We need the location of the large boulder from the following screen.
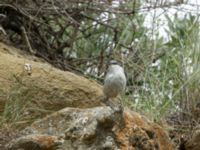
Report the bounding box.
[6,107,174,150]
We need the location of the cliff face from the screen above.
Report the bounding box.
[0,42,174,150]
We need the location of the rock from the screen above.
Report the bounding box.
[0,42,103,118]
[184,129,200,150]
[116,111,173,150]
[6,134,64,150]
[7,107,174,150]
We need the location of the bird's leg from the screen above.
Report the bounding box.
[104,98,123,113]
[100,96,123,113]
[118,97,124,113]
[100,95,116,109]
[106,99,115,109]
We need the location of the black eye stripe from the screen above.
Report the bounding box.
[109,60,123,66]
[110,62,118,65]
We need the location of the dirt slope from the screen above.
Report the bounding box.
[0,42,103,125]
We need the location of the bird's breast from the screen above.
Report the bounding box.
[103,73,126,98]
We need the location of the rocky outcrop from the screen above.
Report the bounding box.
[6,107,173,150]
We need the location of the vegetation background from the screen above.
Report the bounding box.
[0,0,200,148]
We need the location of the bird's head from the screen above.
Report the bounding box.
[109,60,123,67]
[106,59,124,74]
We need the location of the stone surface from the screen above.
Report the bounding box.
[7,107,174,150]
[6,134,63,150]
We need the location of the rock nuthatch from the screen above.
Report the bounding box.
[103,60,126,100]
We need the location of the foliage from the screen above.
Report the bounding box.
[127,12,200,121]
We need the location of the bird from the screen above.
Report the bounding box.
[103,60,126,101]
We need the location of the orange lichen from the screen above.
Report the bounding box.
[153,125,173,150]
[35,135,57,148]
[115,111,174,150]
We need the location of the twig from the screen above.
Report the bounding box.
[21,26,36,54]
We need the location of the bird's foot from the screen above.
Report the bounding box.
[106,99,123,113]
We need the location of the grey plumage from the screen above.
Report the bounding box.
[103,61,126,99]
